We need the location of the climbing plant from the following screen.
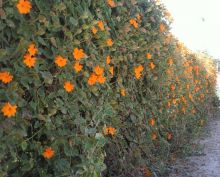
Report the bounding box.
[0,0,217,176]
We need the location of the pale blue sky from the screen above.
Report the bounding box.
[162,0,220,59]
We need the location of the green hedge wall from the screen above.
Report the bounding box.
[0,0,217,176]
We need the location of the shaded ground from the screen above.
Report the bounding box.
[168,118,220,177]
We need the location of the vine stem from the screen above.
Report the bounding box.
[24,127,44,142]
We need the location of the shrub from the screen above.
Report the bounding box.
[0,0,217,176]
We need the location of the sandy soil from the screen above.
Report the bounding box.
[169,119,220,177]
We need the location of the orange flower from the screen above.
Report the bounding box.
[146,53,152,59]
[106,55,111,64]
[195,87,200,92]
[148,118,155,126]
[91,26,98,34]
[0,71,13,84]
[43,147,55,159]
[136,65,144,72]
[167,101,171,108]
[107,127,116,135]
[89,67,106,85]
[181,96,186,104]
[194,80,199,84]
[130,18,138,28]
[98,21,105,31]
[109,66,114,76]
[205,74,209,79]
[136,14,141,21]
[191,108,196,114]
[73,48,86,60]
[97,75,106,84]
[167,133,172,140]
[135,72,142,79]
[165,11,173,22]
[176,76,180,82]
[151,132,157,140]
[23,53,36,68]
[1,102,17,118]
[164,11,172,18]
[54,55,67,67]
[107,0,116,7]
[142,167,152,177]
[159,23,166,32]
[106,38,113,46]
[88,73,98,85]
[64,81,74,93]
[170,84,175,91]
[186,84,190,90]
[200,94,205,99]
[28,43,38,56]
[16,0,32,14]
[194,65,199,75]
[134,65,144,79]
[149,62,156,70]
[172,99,177,105]
[188,66,193,73]
[94,66,104,76]
[167,58,173,66]
[73,62,83,73]
[103,126,116,136]
[166,69,172,75]
[189,93,193,101]
[120,88,126,96]
[183,61,189,67]
[181,107,186,114]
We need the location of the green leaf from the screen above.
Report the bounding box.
[41,72,53,85]
[21,141,28,151]
[37,37,47,46]
[69,17,78,27]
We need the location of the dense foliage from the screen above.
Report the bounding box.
[0,0,217,176]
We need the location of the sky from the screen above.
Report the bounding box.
[161,0,220,60]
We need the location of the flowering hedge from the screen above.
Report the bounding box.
[0,0,217,176]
